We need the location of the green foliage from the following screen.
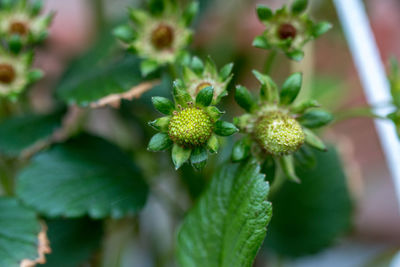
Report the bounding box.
[265,147,353,257]
[0,110,63,157]
[0,197,43,267]
[177,160,272,267]
[16,134,149,219]
[43,218,102,267]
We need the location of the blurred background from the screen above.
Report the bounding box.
[30,0,400,266]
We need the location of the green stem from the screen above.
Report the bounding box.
[92,0,106,30]
[333,106,387,123]
[263,50,277,75]
[268,164,285,199]
[168,63,178,80]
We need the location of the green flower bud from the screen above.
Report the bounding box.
[168,107,213,148]
[255,111,305,155]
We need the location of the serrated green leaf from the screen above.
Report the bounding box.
[280,72,302,105]
[265,147,353,257]
[177,160,272,267]
[43,218,102,267]
[0,197,45,267]
[16,134,149,219]
[0,110,63,157]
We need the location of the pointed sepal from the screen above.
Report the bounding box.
[172,144,191,170]
[148,133,173,151]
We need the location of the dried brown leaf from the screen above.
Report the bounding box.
[20,223,51,267]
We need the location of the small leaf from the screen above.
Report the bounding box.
[231,138,251,162]
[182,1,199,26]
[148,116,171,132]
[291,0,308,14]
[214,121,239,136]
[252,70,279,103]
[172,144,191,170]
[152,96,175,115]
[0,197,50,267]
[280,72,303,105]
[16,134,149,219]
[219,62,234,80]
[27,69,44,83]
[9,34,22,54]
[191,56,204,74]
[298,110,334,128]
[235,85,257,112]
[43,218,102,267]
[304,128,327,151]
[312,21,332,38]
[177,160,272,267]
[148,133,172,151]
[190,147,208,170]
[256,5,273,22]
[279,155,300,183]
[252,35,271,49]
[196,86,214,107]
[207,134,219,153]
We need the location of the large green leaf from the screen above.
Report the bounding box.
[177,160,272,267]
[0,197,45,267]
[0,111,63,157]
[56,30,156,107]
[43,218,102,267]
[265,146,353,257]
[16,134,148,219]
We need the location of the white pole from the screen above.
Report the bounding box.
[333,0,400,212]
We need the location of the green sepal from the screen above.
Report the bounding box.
[190,146,208,170]
[233,114,252,131]
[291,0,308,14]
[280,72,303,105]
[294,145,316,169]
[214,121,239,136]
[252,70,279,103]
[205,106,225,121]
[30,0,43,16]
[173,79,193,106]
[148,133,172,151]
[152,96,175,115]
[219,62,234,80]
[113,24,136,43]
[148,116,171,132]
[298,110,334,128]
[252,35,271,49]
[286,49,304,62]
[290,99,320,114]
[235,85,257,112]
[9,35,22,54]
[128,8,149,24]
[182,1,199,26]
[182,66,197,82]
[172,144,191,170]
[204,56,218,77]
[148,0,165,15]
[196,86,214,107]
[279,155,300,183]
[232,138,251,162]
[27,69,44,83]
[207,134,219,153]
[191,56,204,74]
[312,21,332,38]
[304,128,327,151]
[256,5,273,22]
[140,59,159,77]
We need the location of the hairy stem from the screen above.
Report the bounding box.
[263,50,277,75]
